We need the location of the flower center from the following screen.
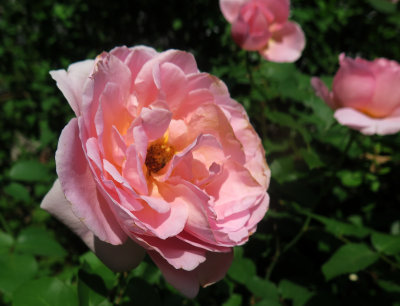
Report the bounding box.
[145,143,175,174]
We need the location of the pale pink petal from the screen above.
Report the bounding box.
[334,108,400,135]
[140,103,173,142]
[205,160,265,219]
[122,146,148,195]
[149,251,200,298]
[148,250,233,298]
[219,0,248,23]
[109,46,133,62]
[41,180,145,272]
[260,21,305,63]
[81,54,132,136]
[159,62,189,111]
[156,49,199,75]
[140,195,170,214]
[311,77,337,109]
[110,126,127,167]
[245,193,269,229]
[50,60,94,116]
[163,180,218,247]
[197,251,233,287]
[56,118,126,244]
[94,82,132,160]
[41,179,96,250]
[217,99,269,188]
[156,133,222,182]
[124,46,158,81]
[177,231,230,252]
[259,0,290,24]
[232,9,271,50]
[133,189,188,239]
[186,103,246,164]
[135,50,198,108]
[370,59,400,117]
[138,236,206,271]
[333,54,376,110]
[174,88,214,119]
[93,236,145,272]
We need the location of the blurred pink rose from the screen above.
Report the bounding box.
[41,46,270,297]
[219,0,305,62]
[311,53,400,135]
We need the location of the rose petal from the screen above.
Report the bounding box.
[41,180,145,272]
[334,107,400,135]
[50,59,94,116]
[148,250,233,298]
[219,0,248,23]
[260,21,305,62]
[56,118,126,244]
[139,236,206,271]
[332,54,376,111]
[311,77,337,109]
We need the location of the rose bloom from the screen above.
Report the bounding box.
[219,0,305,62]
[311,53,400,135]
[41,46,270,297]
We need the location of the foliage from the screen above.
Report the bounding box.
[1,0,400,305]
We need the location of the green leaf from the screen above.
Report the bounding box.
[0,231,14,253]
[222,294,242,306]
[279,280,314,306]
[270,156,301,184]
[377,279,400,293]
[3,183,30,203]
[300,148,324,169]
[322,243,379,280]
[131,260,162,285]
[0,253,38,294]
[337,170,363,188]
[125,277,161,306]
[304,212,371,238]
[228,257,256,284]
[366,0,397,13]
[9,160,50,183]
[80,252,116,289]
[371,233,400,255]
[15,227,66,257]
[13,277,77,306]
[246,276,279,302]
[254,299,281,306]
[78,269,111,306]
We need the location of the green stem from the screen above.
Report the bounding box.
[245,52,268,139]
[379,253,400,270]
[0,212,11,234]
[266,215,311,279]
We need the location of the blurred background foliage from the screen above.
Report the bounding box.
[1,0,400,305]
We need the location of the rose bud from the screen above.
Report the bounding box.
[312,53,400,135]
[219,0,305,62]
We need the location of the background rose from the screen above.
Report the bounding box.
[312,53,400,135]
[41,46,270,297]
[219,0,305,62]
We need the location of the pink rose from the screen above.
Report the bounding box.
[219,0,305,62]
[311,53,400,135]
[41,46,270,297]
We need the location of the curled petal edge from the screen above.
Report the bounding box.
[41,180,146,272]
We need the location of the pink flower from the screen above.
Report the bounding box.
[219,0,305,62]
[41,46,270,297]
[311,53,400,135]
